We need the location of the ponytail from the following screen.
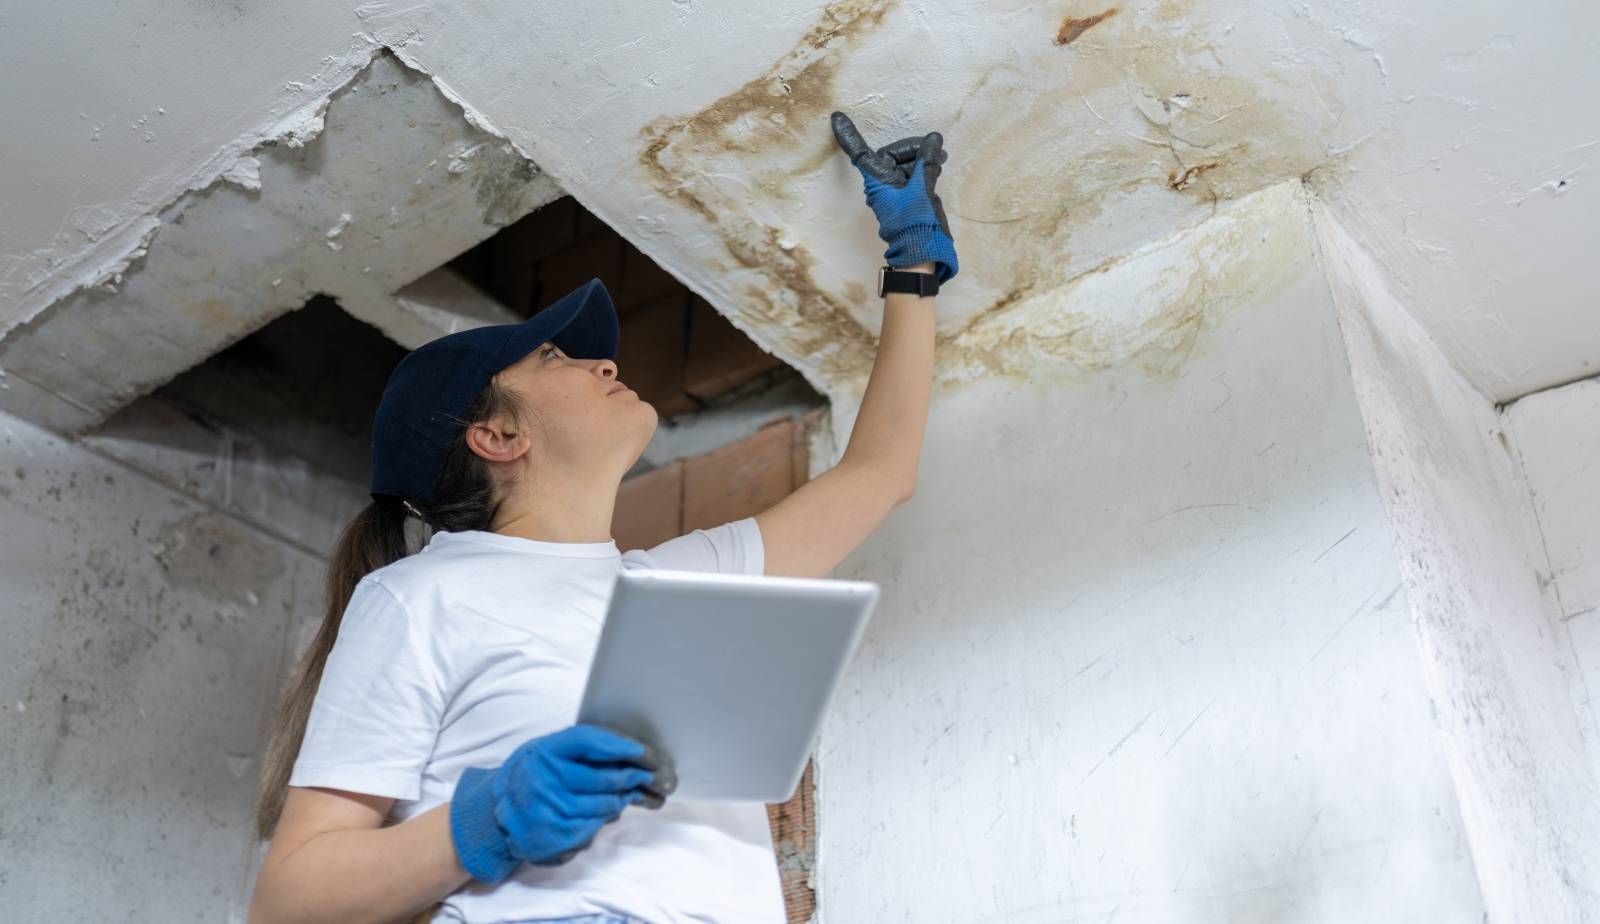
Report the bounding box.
[253,376,530,839]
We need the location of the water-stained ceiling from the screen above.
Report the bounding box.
[2,0,1595,408]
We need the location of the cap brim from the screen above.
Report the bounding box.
[495,277,619,368]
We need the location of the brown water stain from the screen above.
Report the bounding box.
[931,184,1314,387]
[639,0,899,390]
[639,0,1338,392]
[1169,161,1221,191]
[1055,8,1119,46]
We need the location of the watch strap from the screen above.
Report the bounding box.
[878,267,941,298]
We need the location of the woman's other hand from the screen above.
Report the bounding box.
[448,724,675,883]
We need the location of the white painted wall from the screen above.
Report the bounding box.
[0,404,361,919]
[1315,205,1600,920]
[1506,378,1600,783]
[815,184,1484,921]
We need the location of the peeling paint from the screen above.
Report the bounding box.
[1054,7,1119,46]
[219,156,262,192]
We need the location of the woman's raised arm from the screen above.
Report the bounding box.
[757,113,956,578]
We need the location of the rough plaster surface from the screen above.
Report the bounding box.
[0,410,331,919]
[0,52,560,435]
[1506,378,1600,784]
[1309,4,1600,400]
[1315,204,1600,920]
[815,185,1483,921]
[6,0,1592,407]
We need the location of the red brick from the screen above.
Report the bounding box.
[616,292,696,418]
[766,759,817,922]
[681,420,795,532]
[619,243,686,315]
[684,296,782,402]
[612,461,682,552]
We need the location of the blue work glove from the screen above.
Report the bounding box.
[831,110,959,284]
[449,724,675,884]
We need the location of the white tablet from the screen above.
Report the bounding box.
[577,568,878,802]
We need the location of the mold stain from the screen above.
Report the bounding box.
[1055,8,1119,46]
[932,183,1315,388]
[946,0,1337,339]
[638,0,1344,393]
[1169,161,1221,191]
[474,143,544,227]
[639,0,899,391]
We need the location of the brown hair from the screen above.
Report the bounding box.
[253,376,531,839]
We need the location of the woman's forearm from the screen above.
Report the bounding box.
[838,261,937,495]
[250,801,469,924]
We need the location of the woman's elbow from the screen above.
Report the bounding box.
[892,471,918,506]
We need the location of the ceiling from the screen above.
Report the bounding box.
[1,0,1594,408]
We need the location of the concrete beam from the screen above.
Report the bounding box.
[0,52,561,436]
[341,266,524,352]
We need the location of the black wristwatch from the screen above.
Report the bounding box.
[877,266,940,298]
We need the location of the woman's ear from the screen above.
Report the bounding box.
[464,417,530,463]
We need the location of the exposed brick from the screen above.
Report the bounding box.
[612,461,683,552]
[616,292,696,418]
[536,233,625,311]
[684,296,782,402]
[619,242,687,315]
[681,419,795,532]
[766,759,817,924]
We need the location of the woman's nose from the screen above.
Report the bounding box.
[591,358,618,379]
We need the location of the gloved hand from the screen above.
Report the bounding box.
[449,724,675,884]
[831,110,959,283]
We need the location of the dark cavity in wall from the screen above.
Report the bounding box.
[449,195,820,421]
[152,296,406,485]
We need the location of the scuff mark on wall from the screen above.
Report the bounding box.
[151,510,287,607]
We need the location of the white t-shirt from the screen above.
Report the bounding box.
[287,518,785,924]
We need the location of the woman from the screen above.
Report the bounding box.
[248,111,958,924]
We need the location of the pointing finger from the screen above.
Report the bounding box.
[830,111,873,162]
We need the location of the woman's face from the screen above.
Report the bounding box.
[491,340,658,475]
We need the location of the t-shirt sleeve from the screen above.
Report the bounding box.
[287,576,446,802]
[621,516,766,577]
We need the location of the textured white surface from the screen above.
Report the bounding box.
[4,1,1594,402]
[0,53,561,434]
[1507,378,1600,783]
[815,187,1483,921]
[0,409,344,919]
[1312,4,1600,400]
[1316,204,1600,921]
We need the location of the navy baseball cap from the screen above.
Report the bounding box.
[369,278,620,504]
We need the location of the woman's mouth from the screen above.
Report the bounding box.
[607,382,629,396]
